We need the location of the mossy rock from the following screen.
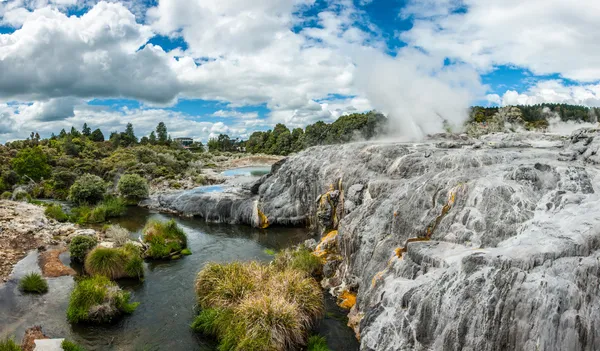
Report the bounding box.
[67,275,139,324]
[85,244,144,280]
[142,219,187,259]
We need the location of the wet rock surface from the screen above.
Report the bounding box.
[0,201,88,282]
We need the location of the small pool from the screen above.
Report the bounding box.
[221,166,271,177]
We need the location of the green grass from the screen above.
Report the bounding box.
[19,272,48,294]
[69,197,127,224]
[0,191,11,200]
[67,275,139,324]
[44,204,69,222]
[263,248,275,256]
[193,261,324,350]
[273,247,323,278]
[85,244,144,280]
[143,219,187,259]
[0,337,21,351]
[307,335,331,351]
[69,235,98,263]
[61,340,86,351]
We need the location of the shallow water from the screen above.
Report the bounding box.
[221,166,271,177]
[0,207,359,351]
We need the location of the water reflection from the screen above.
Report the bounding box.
[0,207,358,351]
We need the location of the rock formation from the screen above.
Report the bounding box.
[151,129,600,350]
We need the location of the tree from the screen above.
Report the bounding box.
[291,128,306,153]
[304,121,330,147]
[70,126,81,138]
[156,122,168,144]
[59,129,67,138]
[69,174,106,205]
[82,123,91,136]
[11,147,51,182]
[90,129,105,142]
[149,131,157,144]
[140,136,149,145]
[118,174,149,202]
[121,123,138,147]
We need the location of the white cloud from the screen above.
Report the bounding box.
[401,0,600,82]
[494,80,600,107]
[212,110,259,119]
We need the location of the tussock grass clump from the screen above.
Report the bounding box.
[193,260,324,350]
[143,219,187,259]
[69,235,98,263]
[67,275,139,324]
[307,335,331,351]
[44,204,69,222]
[105,225,130,247]
[61,340,86,351]
[0,337,21,351]
[273,247,323,278]
[19,272,48,294]
[85,244,144,280]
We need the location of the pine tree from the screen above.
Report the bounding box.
[82,123,91,136]
[156,122,168,144]
[149,131,157,144]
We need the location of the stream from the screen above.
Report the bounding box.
[0,206,359,350]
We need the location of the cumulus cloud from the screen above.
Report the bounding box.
[0,2,181,104]
[490,80,600,107]
[400,0,600,82]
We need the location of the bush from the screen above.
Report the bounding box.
[1,191,11,200]
[105,225,130,247]
[61,340,85,351]
[143,219,187,259]
[193,261,323,350]
[44,204,69,222]
[19,272,48,294]
[118,174,149,202]
[69,235,98,263]
[11,146,51,181]
[12,189,31,202]
[85,244,144,280]
[273,247,323,278]
[0,337,21,351]
[307,335,331,351]
[69,174,106,205]
[70,197,126,224]
[67,275,139,324]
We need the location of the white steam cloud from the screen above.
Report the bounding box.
[352,47,485,140]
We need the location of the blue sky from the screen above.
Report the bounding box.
[0,0,599,141]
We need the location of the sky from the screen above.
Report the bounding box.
[1,0,600,142]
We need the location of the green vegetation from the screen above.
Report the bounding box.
[85,244,144,280]
[117,174,149,202]
[307,335,331,351]
[105,225,130,247]
[0,337,20,351]
[44,203,69,222]
[245,111,387,155]
[69,174,106,205]
[68,197,127,224]
[181,248,192,256]
[192,260,323,350]
[67,275,139,324]
[143,219,188,259]
[18,272,48,294]
[69,235,98,263]
[273,247,323,278]
[11,146,51,181]
[61,340,86,351]
[1,191,11,200]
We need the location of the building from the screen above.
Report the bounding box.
[174,137,193,147]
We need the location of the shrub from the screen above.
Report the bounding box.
[143,219,187,259]
[69,174,106,205]
[44,204,69,222]
[273,247,323,278]
[67,275,139,324]
[11,146,51,181]
[118,174,149,202]
[69,235,98,263]
[193,261,324,350]
[1,191,11,200]
[70,197,126,224]
[0,337,21,351]
[19,272,48,294]
[61,340,85,351]
[307,335,331,351]
[105,225,130,247]
[12,189,31,202]
[85,244,144,280]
